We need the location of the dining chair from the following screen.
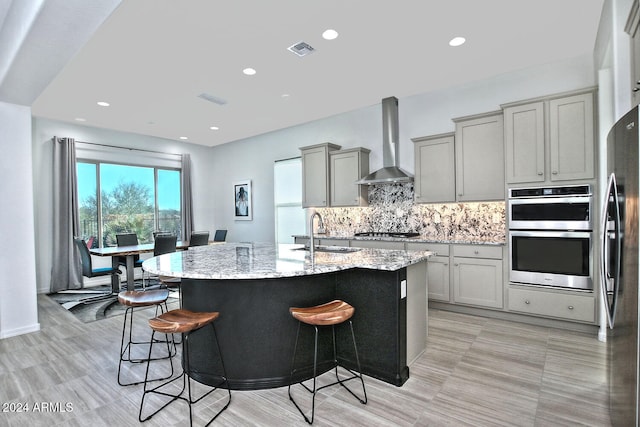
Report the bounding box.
[116,233,144,282]
[154,234,177,256]
[189,231,209,247]
[144,234,178,289]
[73,238,120,301]
[213,229,227,242]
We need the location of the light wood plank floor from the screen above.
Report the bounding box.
[0,295,610,426]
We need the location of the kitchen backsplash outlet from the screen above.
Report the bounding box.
[317,183,505,243]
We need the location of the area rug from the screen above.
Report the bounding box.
[48,282,179,323]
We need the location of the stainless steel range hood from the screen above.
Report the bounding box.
[356,96,413,185]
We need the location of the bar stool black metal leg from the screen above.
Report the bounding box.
[139,322,231,426]
[117,303,175,386]
[289,320,367,425]
[288,323,320,425]
[339,321,367,404]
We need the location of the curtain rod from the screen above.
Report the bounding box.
[75,140,183,158]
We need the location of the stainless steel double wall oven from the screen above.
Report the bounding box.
[508,185,593,291]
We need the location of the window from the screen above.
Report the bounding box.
[274,157,305,244]
[76,161,181,247]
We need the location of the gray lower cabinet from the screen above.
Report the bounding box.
[350,240,405,250]
[508,286,595,323]
[452,245,503,309]
[406,242,450,302]
[318,238,349,247]
[294,237,309,245]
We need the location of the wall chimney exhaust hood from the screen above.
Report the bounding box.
[356,96,413,185]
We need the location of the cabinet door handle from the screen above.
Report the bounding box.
[454,263,459,267]
[524,299,530,304]
[474,250,479,255]
[537,172,543,176]
[552,171,558,175]
[444,263,448,266]
[568,305,574,310]
[634,87,640,92]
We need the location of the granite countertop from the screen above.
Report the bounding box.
[142,242,432,280]
[293,234,506,246]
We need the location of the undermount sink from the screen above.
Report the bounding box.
[292,245,362,254]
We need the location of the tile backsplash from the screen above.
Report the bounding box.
[317,183,505,243]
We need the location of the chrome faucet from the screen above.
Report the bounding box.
[309,211,325,258]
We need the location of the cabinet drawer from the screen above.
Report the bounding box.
[406,242,450,256]
[508,287,595,323]
[452,244,502,259]
[319,239,349,247]
[350,240,405,250]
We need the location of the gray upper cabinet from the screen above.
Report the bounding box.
[626,0,640,106]
[503,102,545,183]
[330,147,370,207]
[453,111,505,201]
[503,89,595,185]
[300,143,341,208]
[412,133,455,203]
[549,92,595,181]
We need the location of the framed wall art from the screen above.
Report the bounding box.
[234,180,252,220]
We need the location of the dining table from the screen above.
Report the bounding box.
[89,241,189,292]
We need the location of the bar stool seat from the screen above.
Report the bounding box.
[139,309,231,426]
[288,299,367,425]
[118,289,170,307]
[290,300,355,326]
[117,289,175,386]
[148,309,219,333]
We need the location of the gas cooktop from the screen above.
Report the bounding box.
[353,232,420,238]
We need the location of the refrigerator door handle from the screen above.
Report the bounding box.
[600,172,621,328]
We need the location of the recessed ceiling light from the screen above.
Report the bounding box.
[97,101,110,107]
[322,29,339,40]
[281,94,290,98]
[209,126,219,130]
[449,36,466,47]
[179,136,188,140]
[243,68,256,76]
[75,117,86,122]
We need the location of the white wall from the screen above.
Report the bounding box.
[209,54,597,243]
[31,118,215,294]
[0,101,39,338]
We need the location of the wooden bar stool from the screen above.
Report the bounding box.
[139,309,231,426]
[117,289,176,386]
[288,299,367,424]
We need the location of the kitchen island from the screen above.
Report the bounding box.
[142,242,431,390]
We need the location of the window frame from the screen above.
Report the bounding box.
[76,158,182,247]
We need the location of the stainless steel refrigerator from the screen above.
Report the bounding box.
[603,105,640,426]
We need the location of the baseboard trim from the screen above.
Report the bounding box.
[0,323,41,339]
[429,302,599,335]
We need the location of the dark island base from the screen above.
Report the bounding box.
[179,267,408,390]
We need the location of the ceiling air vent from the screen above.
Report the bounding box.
[198,93,227,106]
[287,41,315,57]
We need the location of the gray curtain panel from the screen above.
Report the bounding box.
[50,136,83,292]
[181,153,194,241]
